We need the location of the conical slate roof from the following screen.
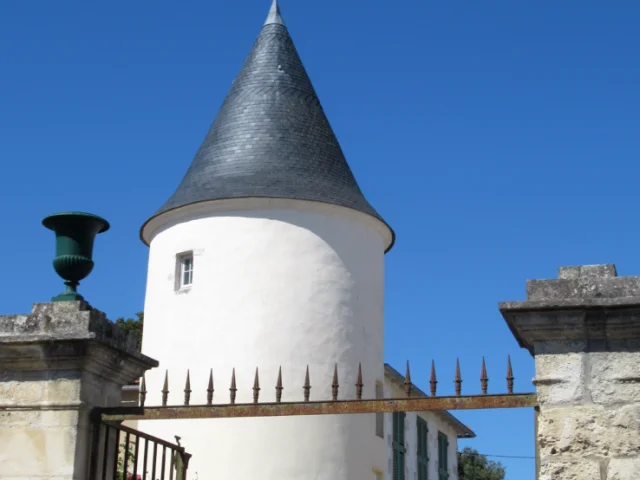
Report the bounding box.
[149,1,393,249]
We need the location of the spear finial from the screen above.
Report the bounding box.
[404,361,413,398]
[481,357,489,395]
[276,366,283,403]
[454,358,462,397]
[207,369,214,405]
[303,366,311,402]
[332,364,339,401]
[162,370,169,406]
[140,375,147,407]
[253,368,261,404]
[184,370,192,406]
[230,368,237,404]
[355,362,363,400]
[430,360,437,396]
[506,355,514,394]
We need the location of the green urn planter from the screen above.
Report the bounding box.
[42,212,110,302]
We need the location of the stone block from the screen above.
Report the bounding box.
[526,265,640,300]
[44,378,82,404]
[0,410,41,428]
[538,405,640,458]
[534,352,585,404]
[589,351,640,404]
[559,264,618,280]
[0,429,48,476]
[0,375,82,407]
[38,409,81,428]
[608,458,640,480]
[0,381,44,405]
[539,457,601,480]
[0,426,79,476]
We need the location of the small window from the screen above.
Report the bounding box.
[375,381,384,438]
[176,252,194,289]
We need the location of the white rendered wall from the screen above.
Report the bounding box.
[383,379,460,480]
[138,199,390,480]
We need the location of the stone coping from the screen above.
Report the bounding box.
[0,301,157,367]
[500,265,640,355]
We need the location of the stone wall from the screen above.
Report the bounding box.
[501,264,640,480]
[0,301,157,480]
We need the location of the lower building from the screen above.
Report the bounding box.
[381,365,475,480]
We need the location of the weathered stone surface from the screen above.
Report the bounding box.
[500,264,640,354]
[589,351,640,405]
[559,264,618,280]
[526,264,640,300]
[0,426,77,476]
[608,458,640,480]
[538,405,640,457]
[539,458,601,480]
[534,352,585,404]
[0,301,143,357]
[0,301,158,480]
[501,264,640,480]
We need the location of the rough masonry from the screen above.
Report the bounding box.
[501,264,640,480]
[0,301,158,479]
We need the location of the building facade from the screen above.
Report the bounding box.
[381,365,473,480]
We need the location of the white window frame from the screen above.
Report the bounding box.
[176,252,194,290]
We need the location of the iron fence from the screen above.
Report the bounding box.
[97,356,537,423]
[89,420,191,480]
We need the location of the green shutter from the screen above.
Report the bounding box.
[437,432,449,480]
[417,418,429,480]
[392,412,406,480]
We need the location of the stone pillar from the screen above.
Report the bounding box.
[500,264,640,480]
[0,301,158,479]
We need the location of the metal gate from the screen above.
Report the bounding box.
[89,418,191,480]
[93,356,538,477]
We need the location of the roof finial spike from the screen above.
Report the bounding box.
[264,0,285,26]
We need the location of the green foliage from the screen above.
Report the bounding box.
[114,312,144,351]
[458,448,506,480]
[116,441,137,480]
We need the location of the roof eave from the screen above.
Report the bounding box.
[140,197,395,253]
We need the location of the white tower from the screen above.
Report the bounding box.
[138,1,394,478]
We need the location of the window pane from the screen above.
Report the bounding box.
[181,256,193,286]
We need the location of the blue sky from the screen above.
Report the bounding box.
[2,1,639,478]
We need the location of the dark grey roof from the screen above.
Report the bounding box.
[147,0,394,250]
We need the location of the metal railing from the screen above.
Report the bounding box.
[97,357,537,428]
[89,421,191,480]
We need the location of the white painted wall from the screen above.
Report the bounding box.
[383,380,459,480]
[138,198,391,480]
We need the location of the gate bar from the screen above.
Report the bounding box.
[98,393,537,422]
